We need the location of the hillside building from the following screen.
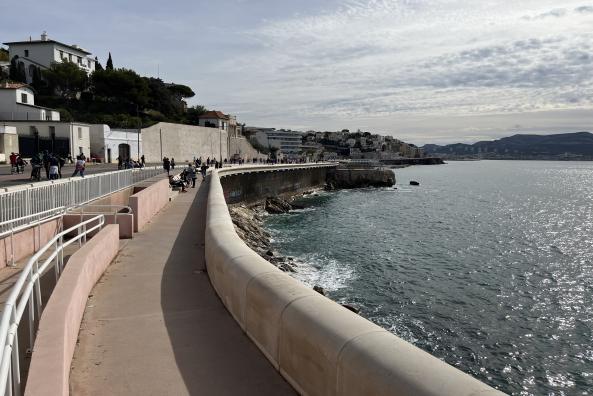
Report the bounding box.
[3,32,96,84]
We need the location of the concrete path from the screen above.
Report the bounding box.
[70,179,295,395]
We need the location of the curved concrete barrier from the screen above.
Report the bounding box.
[25,224,119,396]
[206,166,505,396]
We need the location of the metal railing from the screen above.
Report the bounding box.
[0,208,66,267]
[0,214,105,396]
[0,166,164,227]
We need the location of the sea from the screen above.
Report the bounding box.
[263,160,593,395]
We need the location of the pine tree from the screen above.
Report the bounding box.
[106,52,113,70]
[94,56,103,71]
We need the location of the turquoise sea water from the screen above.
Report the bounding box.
[264,161,593,395]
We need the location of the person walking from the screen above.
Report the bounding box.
[9,153,17,174]
[163,157,171,175]
[140,154,145,167]
[200,163,207,180]
[187,164,197,188]
[171,158,176,170]
[72,155,86,177]
[49,155,59,180]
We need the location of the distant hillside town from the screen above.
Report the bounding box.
[0,32,424,165]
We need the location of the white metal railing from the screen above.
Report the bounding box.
[0,166,164,226]
[0,214,105,396]
[0,208,66,267]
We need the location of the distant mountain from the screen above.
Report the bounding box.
[422,132,593,159]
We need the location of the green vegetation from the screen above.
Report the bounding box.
[1,52,208,128]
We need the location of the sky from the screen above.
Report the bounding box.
[2,0,593,144]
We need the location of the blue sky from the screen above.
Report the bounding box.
[3,0,593,144]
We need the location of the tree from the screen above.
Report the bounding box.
[185,105,208,125]
[42,61,88,99]
[92,68,149,107]
[9,56,27,83]
[0,48,8,62]
[94,56,103,71]
[106,52,113,70]
[167,84,195,100]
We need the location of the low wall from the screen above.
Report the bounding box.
[0,219,61,268]
[128,178,170,232]
[219,164,332,204]
[24,224,119,396]
[63,213,134,239]
[205,166,504,396]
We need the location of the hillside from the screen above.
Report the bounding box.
[423,132,593,160]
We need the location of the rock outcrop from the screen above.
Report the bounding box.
[326,167,395,189]
[229,204,297,272]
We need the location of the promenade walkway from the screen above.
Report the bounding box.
[70,178,294,395]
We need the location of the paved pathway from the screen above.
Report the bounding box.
[70,178,294,395]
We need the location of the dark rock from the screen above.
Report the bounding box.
[410,181,420,186]
[265,249,274,257]
[341,304,360,314]
[313,285,325,296]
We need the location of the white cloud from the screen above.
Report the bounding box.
[205,0,593,143]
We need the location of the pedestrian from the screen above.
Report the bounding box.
[117,156,122,170]
[187,164,197,188]
[140,154,145,167]
[72,155,86,177]
[163,157,171,175]
[16,155,26,174]
[200,163,207,180]
[49,155,59,180]
[171,158,176,169]
[9,152,17,174]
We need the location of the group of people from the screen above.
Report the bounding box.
[29,151,70,181]
[117,155,145,170]
[166,157,210,192]
[8,153,27,174]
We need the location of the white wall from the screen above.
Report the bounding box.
[141,122,229,163]
[10,121,91,157]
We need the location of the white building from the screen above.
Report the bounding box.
[197,110,230,132]
[3,32,96,84]
[89,125,142,163]
[251,128,303,159]
[0,82,60,121]
[0,125,18,163]
[5,120,90,159]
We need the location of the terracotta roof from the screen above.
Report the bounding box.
[0,82,30,90]
[198,110,229,120]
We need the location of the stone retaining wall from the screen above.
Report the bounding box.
[205,165,504,396]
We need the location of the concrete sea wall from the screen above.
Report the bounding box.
[205,164,504,396]
[219,164,330,204]
[129,178,170,232]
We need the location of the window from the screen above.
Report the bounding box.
[78,127,82,139]
[59,50,64,59]
[68,54,72,61]
[24,49,29,57]
[77,56,82,65]
[21,93,28,104]
[87,59,91,67]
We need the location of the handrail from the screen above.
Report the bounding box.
[0,208,67,268]
[0,214,105,396]
[0,166,164,227]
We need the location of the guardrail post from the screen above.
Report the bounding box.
[34,261,42,320]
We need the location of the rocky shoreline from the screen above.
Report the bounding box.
[229,196,307,273]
